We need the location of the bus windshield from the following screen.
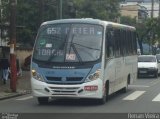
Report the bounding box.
[33,23,103,63]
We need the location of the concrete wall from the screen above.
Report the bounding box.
[0,47,32,68]
[16,49,32,67]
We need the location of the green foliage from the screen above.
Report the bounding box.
[0,0,9,23]
[1,0,121,47]
[121,16,160,54]
[120,16,136,26]
[68,0,120,21]
[16,0,121,47]
[16,0,58,47]
[138,18,160,44]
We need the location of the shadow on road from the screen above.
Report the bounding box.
[36,89,133,107]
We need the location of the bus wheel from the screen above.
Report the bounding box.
[121,85,128,93]
[98,93,106,105]
[37,97,49,105]
[121,78,129,93]
[97,82,109,105]
[154,71,158,78]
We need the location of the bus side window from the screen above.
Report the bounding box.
[106,29,114,58]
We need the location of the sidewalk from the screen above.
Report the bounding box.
[0,71,31,100]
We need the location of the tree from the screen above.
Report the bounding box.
[0,0,10,43]
[16,0,121,47]
[0,0,122,47]
[120,16,137,26]
[68,0,120,21]
[16,0,58,47]
[137,18,160,54]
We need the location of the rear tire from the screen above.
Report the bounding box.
[37,97,49,105]
[121,76,129,93]
[154,71,158,78]
[137,73,140,79]
[121,86,128,93]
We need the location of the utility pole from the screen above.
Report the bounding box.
[10,0,17,92]
[150,0,154,54]
[0,0,2,46]
[159,0,160,18]
[39,0,44,25]
[60,0,62,19]
[151,0,154,18]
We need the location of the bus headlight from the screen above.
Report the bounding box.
[86,69,101,82]
[32,69,45,82]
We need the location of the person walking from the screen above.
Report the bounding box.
[1,57,10,84]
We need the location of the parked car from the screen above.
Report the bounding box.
[138,55,160,78]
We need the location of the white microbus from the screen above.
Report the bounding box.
[31,18,137,104]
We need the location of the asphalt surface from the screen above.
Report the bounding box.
[0,77,160,114]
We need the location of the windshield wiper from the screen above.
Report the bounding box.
[47,35,67,62]
[72,42,101,51]
[71,43,83,62]
[67,35,83,62]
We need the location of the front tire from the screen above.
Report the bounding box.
[37,97,49,105]
[98,93,106,105]
[97,82,109,105]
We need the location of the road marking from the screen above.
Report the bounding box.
[123,91,146,100]
[152,93,160,102]
[16,96,33,101]
[129,85,149,88]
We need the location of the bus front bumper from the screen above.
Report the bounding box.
[31,78,103,99]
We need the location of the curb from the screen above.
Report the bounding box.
[0,93,23,100]
[0,90,31,101]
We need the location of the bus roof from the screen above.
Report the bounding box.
[41,18,136,30]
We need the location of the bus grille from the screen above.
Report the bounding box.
[66,77,83,81]
[46,77,62,81]
[46,77,84,84]
[49,87,80,95]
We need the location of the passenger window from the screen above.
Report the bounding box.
[106,28,115,58]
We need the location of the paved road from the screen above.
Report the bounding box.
[0,77,160,114]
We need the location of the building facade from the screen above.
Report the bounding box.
[120,4,148,22]
[121,0,160,18]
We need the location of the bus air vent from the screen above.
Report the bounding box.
[46,77,62,81]
[66,77,83,81]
